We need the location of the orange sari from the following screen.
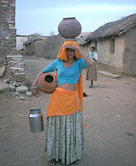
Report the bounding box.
[46,87,81,118]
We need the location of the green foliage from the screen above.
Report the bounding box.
[29,33,42,37]
[49,31,55,36]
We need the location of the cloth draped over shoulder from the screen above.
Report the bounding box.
[46,40,84,118]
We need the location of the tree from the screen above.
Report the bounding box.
[49,31,55,36]
[29,33,42,38]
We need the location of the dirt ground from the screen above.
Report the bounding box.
[0,56,136,166]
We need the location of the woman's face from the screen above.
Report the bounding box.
[65,48,75,60]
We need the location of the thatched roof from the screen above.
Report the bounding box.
[76,32,91,44]
[80,13,136,45]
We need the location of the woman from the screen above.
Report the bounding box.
[86,46,98,88]
[32,40,93,165]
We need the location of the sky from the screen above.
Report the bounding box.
[16,0,136,36]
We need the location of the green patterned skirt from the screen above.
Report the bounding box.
[45,110,85,164]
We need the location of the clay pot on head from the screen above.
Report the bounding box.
[58,17,82,39]
[38,73,57,94]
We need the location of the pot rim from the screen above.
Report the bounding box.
[44,74,56,84]
[63,17,76,19]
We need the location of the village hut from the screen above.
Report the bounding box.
[79,13,136,75]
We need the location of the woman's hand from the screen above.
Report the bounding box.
[64,44,79,51]
[31,84,39,97]
[32,87,39,97]
[64,44,93,66]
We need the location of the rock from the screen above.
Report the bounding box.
[126,132,134,136]
[13,82,21,87]
[21,78,32,87]
[7,54,23,61]
[26,91,32,96]
[15,92,20,96]
[0,66,6,77]
[18,96,25,100]
[0,57,4,66]
[9,61,25,68]
[3,79,11,84]
[15,73,26,82]
[16,86,28,93]
[15,62,25,68]
[9,84,16,92]
[0,125,8,130]
[8,60,17,67]
[17,114,23,117]
[9,67,25,73]
[0,83,10,93]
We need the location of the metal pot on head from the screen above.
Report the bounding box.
[58,17,82,39]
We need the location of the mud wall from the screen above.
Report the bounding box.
[81,36,125,74]
[24,35,65,59]
[123,28,136,75]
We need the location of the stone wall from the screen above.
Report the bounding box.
[0,0,16,58]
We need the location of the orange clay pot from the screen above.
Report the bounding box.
[37,73,57,94]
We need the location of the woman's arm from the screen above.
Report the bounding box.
[76,47,93,66]
[31,69,44,97]
[93,52,98,62]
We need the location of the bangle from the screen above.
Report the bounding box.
[31,85,38,90]
[83,54,90,61]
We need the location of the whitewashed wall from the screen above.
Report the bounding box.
[16,36,29,50]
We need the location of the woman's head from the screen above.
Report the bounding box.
[57,40,82,61]
[90,46,95,52]
[65,48,75,60]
